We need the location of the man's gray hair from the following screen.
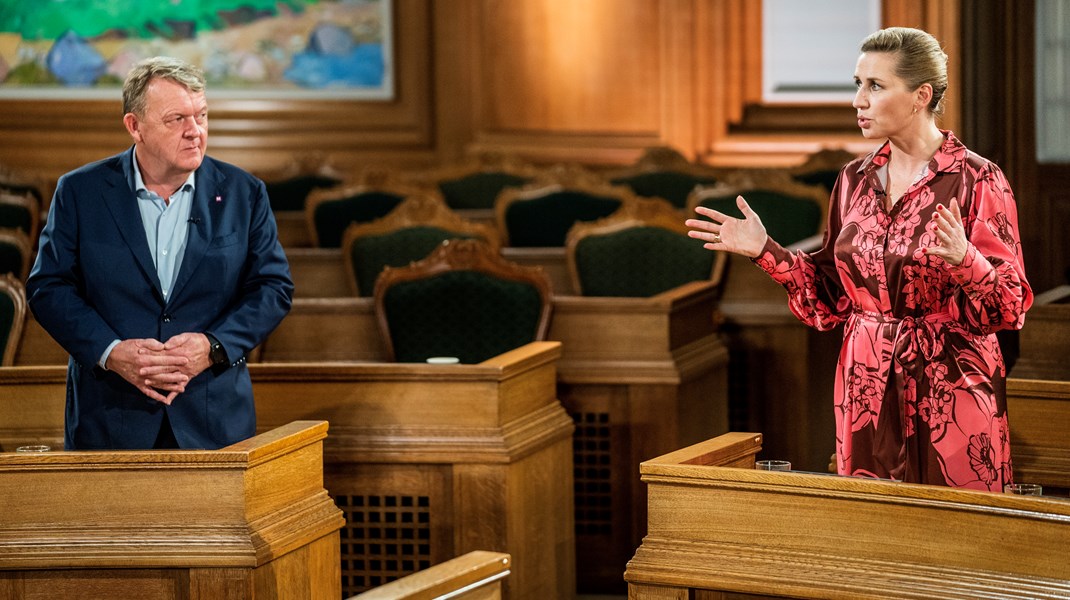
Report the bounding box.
[122,56,206,116]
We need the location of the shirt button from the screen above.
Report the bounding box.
[161,249,168,256]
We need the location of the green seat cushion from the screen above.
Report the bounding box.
[265,174,341,211]
[505,191,621,247]
[350,227,480,296]
[383,271,543,364]
[697,189,821,246]
[314,192,404,248]
[610,172,718,208]
[575,227,713,297]
[439,172,532,210]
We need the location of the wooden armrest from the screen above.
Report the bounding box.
[348,551,511,600]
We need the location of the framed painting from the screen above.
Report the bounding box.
[0,0,394,100]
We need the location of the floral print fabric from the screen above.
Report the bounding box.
[755,131,1032,490]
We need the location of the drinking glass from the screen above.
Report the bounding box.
[755,459,791,471]
[1004,483,1042,495]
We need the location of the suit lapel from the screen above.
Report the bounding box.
[169,159,224,304]
[103,148,164,302]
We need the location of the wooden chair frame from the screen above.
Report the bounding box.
[564,197,728,296]
[372,239,553,363]
[0,228,32,281]
[340,194,501,296]
[494,178,639,247]
[304,179,441,247]
[0,192,39,249]
[0,273,27,366]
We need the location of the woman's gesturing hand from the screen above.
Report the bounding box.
[685,195,769,258]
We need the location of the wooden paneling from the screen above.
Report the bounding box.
[0,421,344,600]
[626,432,1070,599]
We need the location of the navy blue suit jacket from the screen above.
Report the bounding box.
[26,147,293,450]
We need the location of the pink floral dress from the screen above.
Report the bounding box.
[754,131,1033,490]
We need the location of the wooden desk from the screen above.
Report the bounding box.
[1012,285,1070,380]
[0,421,344,600]
[13,315,66,366]
[257,296,384,362]
[718,251,840,473]
[626,432,1070,599]
[1008,377,1070,492]
[550,280,729,593]
[500,246,573,295]
[277,210,312,248]
[288,247,353,298]
[0,342,576,600]
[261,281,729,595]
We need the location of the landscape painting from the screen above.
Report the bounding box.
[0,0,393,99]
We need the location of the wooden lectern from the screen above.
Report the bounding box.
[626,432,1070,599]
[0,421,345,599]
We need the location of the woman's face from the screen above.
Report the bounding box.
[852,51,918,140]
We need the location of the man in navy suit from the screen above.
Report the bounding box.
[26,57,293,450]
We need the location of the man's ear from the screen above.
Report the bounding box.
[123,113,141,141]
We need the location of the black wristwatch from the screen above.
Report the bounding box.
[206,333,228,367]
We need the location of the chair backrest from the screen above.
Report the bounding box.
[0,228,32,280]
[606,146,724,208]
[341,194,501,296]
[255,156,344,211]
[0,192,39,247]
[687,174,829,246]
[789,148,858,194]
[495,177,637,247]
[374,239,552,364]
[415,153,541,210]
[0,273,27,366]
[306,181,438,248]
[566,198,727,297]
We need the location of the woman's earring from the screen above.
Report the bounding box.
[912,106,918,115]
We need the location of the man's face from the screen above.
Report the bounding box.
[124,77,208,180]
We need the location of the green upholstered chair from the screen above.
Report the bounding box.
[264,174,342,212]
[687,176,828,247]
[255,157,344,211]
[495,179,637,248]
[341,194,501,296]
[374,239,552,364]
[566,198,727,297]
[306,182,438,248]
[412,153,541,210]
[0,273,27,366]
[0,228,32,280]
[0,192,38,248]
[607,146,723,208]
[789,148,858,194]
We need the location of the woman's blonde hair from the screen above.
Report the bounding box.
[860,27,948,116]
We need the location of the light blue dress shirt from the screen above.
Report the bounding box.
[99,152,195,368]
